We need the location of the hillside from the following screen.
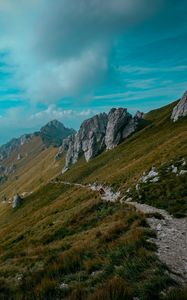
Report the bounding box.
[0,99,186,299]
[61,100,187,214]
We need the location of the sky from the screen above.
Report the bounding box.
[0,0,187,145]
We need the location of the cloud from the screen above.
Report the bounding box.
[119,65,187,75]
[29,105,96,122]
[0,0,163,104]
[0,103,99,143]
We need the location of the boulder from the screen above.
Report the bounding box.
[12,194,23,209]
[171,91,187,122]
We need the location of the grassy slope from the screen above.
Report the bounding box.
[62,101,187,187]
[0,100,186,299]
[61,101,187,216]
[0,184,175,300]
[0,136,63,200]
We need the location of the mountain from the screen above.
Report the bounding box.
[0,120,75,199]
[40,119,75,147]
[0,92,186,299]
[60,108,143,172]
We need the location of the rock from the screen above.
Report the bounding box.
[140,167,159,183]
[12,194,23,209]
[150,176,159,183]
[171,91,187,122]
[17,153,22,160]
[63,108,143,170]
[63,113,108,170]
[105,108,132,149]
[171,165,178,174]
[179,170,187,175]
[181,158,186,166]
[59,282,69,290]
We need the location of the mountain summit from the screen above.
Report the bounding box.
[40,119,75,147]
[61,108,143,172]
[0,120,75,186]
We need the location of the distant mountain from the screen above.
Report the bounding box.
[40,119,75,147]
[0,120,75,188]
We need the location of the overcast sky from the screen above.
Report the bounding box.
[0,0,187,144]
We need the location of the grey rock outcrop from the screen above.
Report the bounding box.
[171,91,187,122]
[12,194,23,209]
[105,108,131,149]
[63,108,143,171]
[64,113,108,170]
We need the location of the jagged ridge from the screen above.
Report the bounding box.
[61,108,143,171]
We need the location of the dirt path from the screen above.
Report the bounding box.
[126,201,187,284]
[51,179,187,284]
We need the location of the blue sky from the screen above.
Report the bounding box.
[0,0,187,145]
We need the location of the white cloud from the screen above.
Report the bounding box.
[0,0,163,104]
[119,65,187,75]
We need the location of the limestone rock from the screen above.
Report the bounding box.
[171,91,187,122]
[140,167,159,183]
[12,194,23,209]
[105,108,132,150]
[64,113,108,170]
[63,108,143,171]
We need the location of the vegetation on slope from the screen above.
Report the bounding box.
[60,101,187,216]
[0,183,176,300]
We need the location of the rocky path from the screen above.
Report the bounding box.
[51,180,121,202]
[126,201,187,284]
[50,179,187,284]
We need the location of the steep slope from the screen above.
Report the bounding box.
[0,97,186,299]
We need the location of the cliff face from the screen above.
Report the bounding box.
[63,108,143,171]
[171,91,187,122]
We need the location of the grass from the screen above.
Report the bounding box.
[0,183,176,299]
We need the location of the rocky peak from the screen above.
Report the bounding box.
[105,108,132,150]
[63,113,108,171]
[62,108,143,171]
[40,120,75,147]
[171,91,187,122]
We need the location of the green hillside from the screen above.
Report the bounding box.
[0,100,186,299]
